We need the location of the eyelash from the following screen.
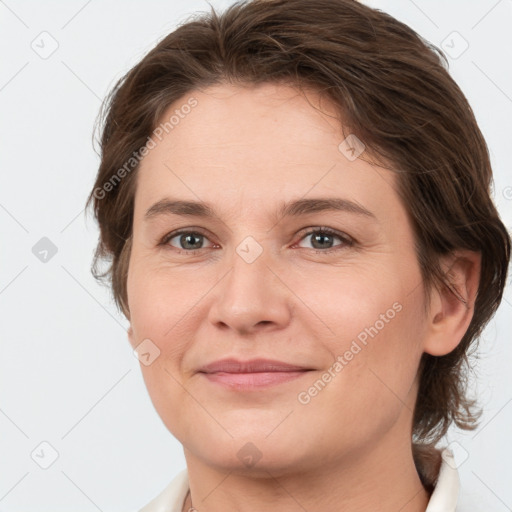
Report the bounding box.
[158,226,355,255]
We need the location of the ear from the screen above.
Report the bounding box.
[127,324,136,349]
[423,250,481,357]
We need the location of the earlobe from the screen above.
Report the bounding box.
[127,324,135,348]
[423,250,481,357]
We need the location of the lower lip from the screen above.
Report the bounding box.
[201,371,310,390]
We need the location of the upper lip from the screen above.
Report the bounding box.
[198,358,314,374]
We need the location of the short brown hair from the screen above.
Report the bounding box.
[86,0,510,489]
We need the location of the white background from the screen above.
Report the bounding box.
[1,0,511,510]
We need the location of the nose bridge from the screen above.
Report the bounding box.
[207,234,290,333]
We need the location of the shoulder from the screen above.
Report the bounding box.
[138,468,189,512]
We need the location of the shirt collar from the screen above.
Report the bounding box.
[425,447,460,511]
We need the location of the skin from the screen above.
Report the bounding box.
[126,82,481,512]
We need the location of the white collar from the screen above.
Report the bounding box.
[139,446,460,512]
[425,447,460,511]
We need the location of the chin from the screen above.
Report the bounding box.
[183,427,315,477]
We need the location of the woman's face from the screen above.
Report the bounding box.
[127,82,430,474]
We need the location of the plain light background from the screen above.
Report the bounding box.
[0,0,511,510]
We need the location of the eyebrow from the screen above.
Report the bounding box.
[144,197,376,222]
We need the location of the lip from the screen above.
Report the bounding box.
[198,358,314,390]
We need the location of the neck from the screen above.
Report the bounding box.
[182,436,431,512]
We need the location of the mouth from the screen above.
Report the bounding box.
[197,358,315,390]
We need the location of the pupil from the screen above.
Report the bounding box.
[313,233,332,249]
[182,233,202,249]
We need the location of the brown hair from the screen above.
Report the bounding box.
[86,0,510,491]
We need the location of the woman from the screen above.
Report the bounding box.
[86,0,510,510]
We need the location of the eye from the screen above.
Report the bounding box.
[159,229,215,253]
[295,227,353,252]
[159,226,354,254]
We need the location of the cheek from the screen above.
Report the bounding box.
[127,257,190,339]
[126,259,208,399]
[316,263,426,399]
[306,264,413,346]
[127,261,195,436]
[304,292,425,448]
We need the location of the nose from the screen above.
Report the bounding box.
[207,247,292,336]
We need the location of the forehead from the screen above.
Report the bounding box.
[134,82,400,222]
[148,82,343,154]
